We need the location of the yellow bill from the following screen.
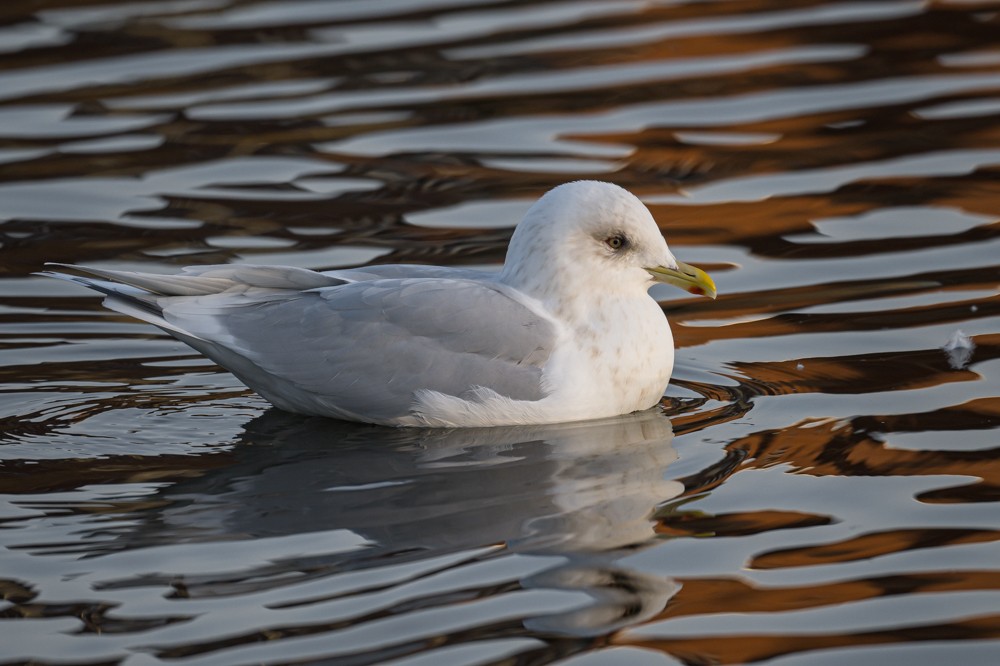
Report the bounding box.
[646,260,717,299]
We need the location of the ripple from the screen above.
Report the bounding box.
[2,0,1000,663]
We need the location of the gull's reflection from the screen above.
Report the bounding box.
[125,408,683,636]
[150,408,682,551]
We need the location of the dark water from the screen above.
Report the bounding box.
[2,0,1000,664]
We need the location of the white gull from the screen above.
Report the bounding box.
[44,181,716,427]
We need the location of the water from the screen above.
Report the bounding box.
[2,0,999,663]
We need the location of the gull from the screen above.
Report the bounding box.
[43,181,715,427]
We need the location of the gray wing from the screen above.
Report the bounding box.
[324,264,496,282]
[44,262,489,291]
[44,262,348,295]
[159,277,555,422]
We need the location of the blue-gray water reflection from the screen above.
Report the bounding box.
[109,409,681,556]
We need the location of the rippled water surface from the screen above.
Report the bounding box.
[3,0,1000,664]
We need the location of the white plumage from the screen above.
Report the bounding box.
[44,181,715,427]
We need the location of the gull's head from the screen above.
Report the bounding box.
[499,181,716,302]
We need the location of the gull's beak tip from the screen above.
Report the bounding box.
[689,283,717,300]
[691,269,717,299]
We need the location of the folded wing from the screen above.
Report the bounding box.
[44,264,556,424]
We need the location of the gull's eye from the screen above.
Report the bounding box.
[605,234,627,251]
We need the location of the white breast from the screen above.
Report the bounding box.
[541,295,675,421]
